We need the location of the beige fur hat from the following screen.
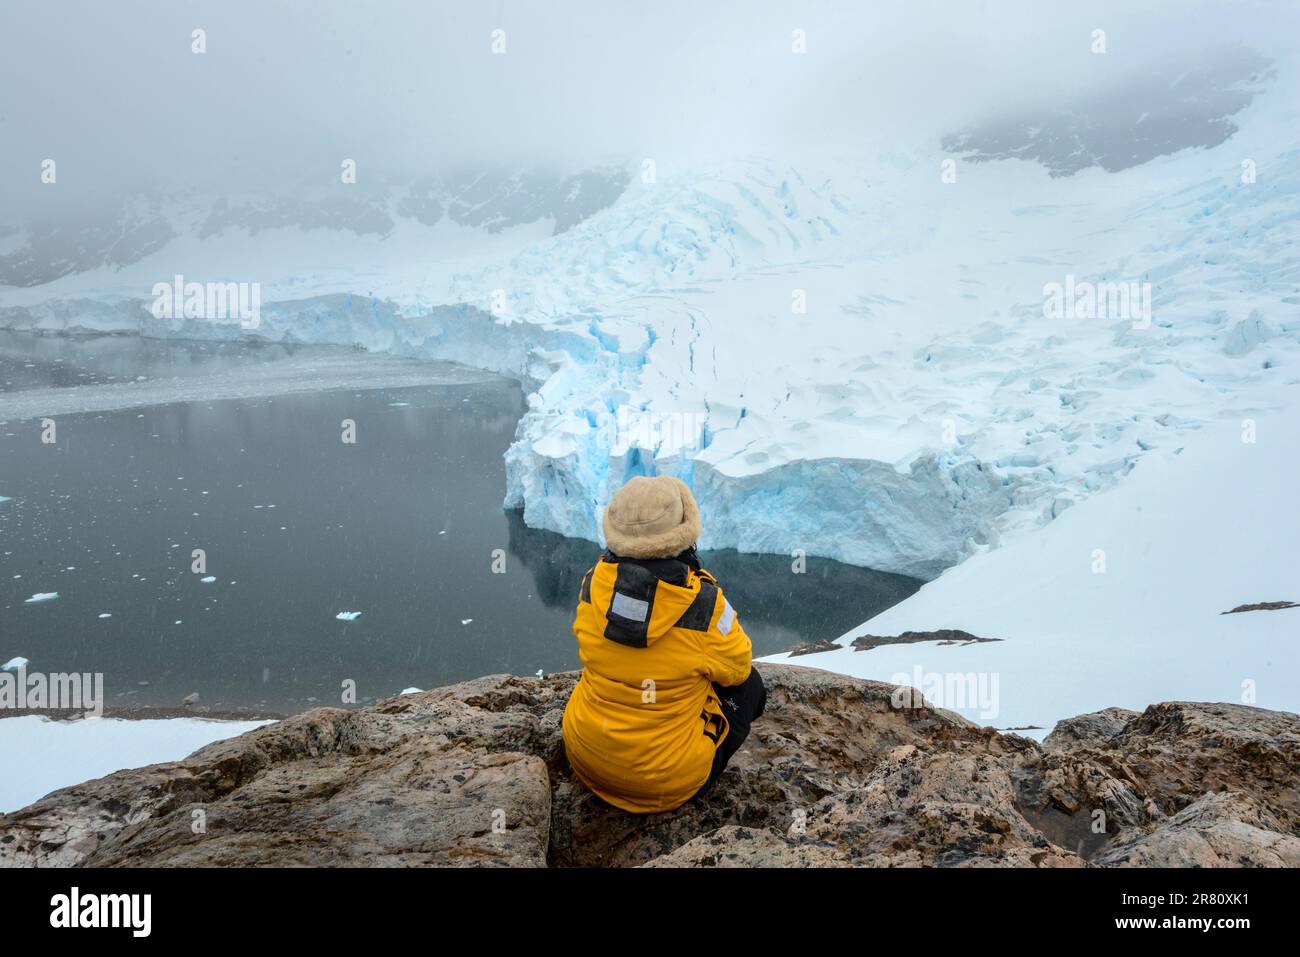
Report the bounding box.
[602,475,701,559]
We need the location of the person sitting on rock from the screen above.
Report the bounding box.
[562,475,767,813]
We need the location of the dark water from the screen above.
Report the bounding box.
[0,333,921,713]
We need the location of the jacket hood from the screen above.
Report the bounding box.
[585,554,716,647]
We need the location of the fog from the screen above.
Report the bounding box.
[1,0,1297,213]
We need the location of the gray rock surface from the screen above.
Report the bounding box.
[2,665,1295,868]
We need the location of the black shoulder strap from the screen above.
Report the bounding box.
[602,562,659,648]
[673,579,718,632]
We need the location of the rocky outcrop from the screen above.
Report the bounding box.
[849,628,1002,652]
[1221,600,1298,615]
[1,665,1296,868]
[1042,707,1141,751]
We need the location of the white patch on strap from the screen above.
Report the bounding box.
[611,591,650,622]
[717,598,736,635]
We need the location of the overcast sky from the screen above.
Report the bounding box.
[1,0,1296,211]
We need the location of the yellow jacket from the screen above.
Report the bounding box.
[561,553,753,813]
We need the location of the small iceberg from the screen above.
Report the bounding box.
[24,592,59,604]
[400,687,423,695]
[2,657,29,672]
[200,576,216,583]
[460,618,473,625]
[336,611,362,621]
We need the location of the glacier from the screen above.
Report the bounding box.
[4,95,1300,579]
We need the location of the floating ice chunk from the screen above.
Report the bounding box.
[98,613,112,619]
[336,611,362,621]
[0,496,11,504]
[200,576,217,583]
[24,592,59,604]
[399,687,423,695]
[2,657,29,672]
[461,618,473,625]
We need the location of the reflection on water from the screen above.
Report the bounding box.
[505,510,920,657]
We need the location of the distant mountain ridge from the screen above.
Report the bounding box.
[0,165,631,288]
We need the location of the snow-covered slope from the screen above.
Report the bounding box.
[0,715,271,813]
[761,410,1300,737]
[4,73,1299,578]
